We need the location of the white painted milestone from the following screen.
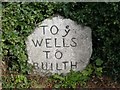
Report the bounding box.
[26,15,92,75]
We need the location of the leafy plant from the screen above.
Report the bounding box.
[2,74,30,88]
[94,59,103,77]
[2,2,120,88]
[2,2,55,88]
[49,64,94,88]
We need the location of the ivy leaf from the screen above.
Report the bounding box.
[95,59,103,66]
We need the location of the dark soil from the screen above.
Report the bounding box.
[29,75,120,88]
[86,76,120,88]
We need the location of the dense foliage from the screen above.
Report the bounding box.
[2,2,120,88]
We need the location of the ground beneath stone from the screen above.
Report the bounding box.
[86,76,120,88]
[2,62,120,88]
[30,75,120,88]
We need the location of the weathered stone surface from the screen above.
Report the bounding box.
[26,15,92,75]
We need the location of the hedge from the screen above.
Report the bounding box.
[2,2,120,87]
